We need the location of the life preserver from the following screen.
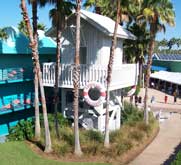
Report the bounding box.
[127,86,136,96]
[83,82,106,107]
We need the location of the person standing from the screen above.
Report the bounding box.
[164,95,168,104]
[151,95,155,103]
[173,90,177,103]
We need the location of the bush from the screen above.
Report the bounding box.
[53,141,71,155]
[171,151,181,165]
[82,129,103,143]
[60,127,74,146]
[115,140,133,155]
[7,120,34,141]
[40,112,70,130]
[82,142,102,155]
[128,129,144,142]
[110,130,123,143]
[122,101,143,124]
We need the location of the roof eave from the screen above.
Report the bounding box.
[108,33,137,40]
[45,27,55,37]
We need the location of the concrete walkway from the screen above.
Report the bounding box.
[129,112,181,165]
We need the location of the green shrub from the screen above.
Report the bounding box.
[40,113,70,131]
[122,101,143,124]
[136,122,152,135]
[53,141,71,155]
[115,140,133,155]
[7,120,34,141]
[171,151,181,165]
[176,151,181,160]
[128,129,144,142]
[171,160,181,165]
[82,129,103,143]
[60,127,74,146]
[82,142,102,155]
[110,130,122,143]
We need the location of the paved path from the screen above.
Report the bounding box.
[129,112,181,165]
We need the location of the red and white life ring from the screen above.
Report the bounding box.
[83,82,106,107]
[127,86,136,96]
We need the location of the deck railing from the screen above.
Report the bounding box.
[43,63,139,90]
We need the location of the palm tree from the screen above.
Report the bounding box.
[37,23,47,31]
[18,20,46,36]
[49,0,74,139]
[138,0,175,124]
[28,0,41,141]
[124,22,150,87]
[84,0,109,14]
[104,0,121,148]
[84,0,142,147]
[84,0,141,23]
[0,28,8,40]
[73,0,82,156]
[20,0,52,153]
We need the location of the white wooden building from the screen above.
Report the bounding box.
[43,10,138,132]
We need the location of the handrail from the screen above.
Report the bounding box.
[43,63,139,89]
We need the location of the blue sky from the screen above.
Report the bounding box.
[0,0,180,41]
[156,0,181,40]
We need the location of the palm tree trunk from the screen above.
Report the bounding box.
[139,59,143,87]
[104,0,120,148]
[31,0,41,141]
[53,2,62,140]
[38,71,52,152]
[144,23,155,125]
[73,0,82,156]
[54,30,61,139]
[20,0,52,153]
[34,72,41,140]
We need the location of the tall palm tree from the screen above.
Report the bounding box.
[73,0,82,156]
[49,0,74,139]
[104,0,121,148]
[84,0,142,147]
[28,0,41,141]
[138,0,175,124]
[124,22,150,87]
[20,0,52,153]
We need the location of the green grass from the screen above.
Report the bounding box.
[0,141,109,165]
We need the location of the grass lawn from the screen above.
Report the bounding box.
[0,141,109,165]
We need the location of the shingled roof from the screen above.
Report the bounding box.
[153,54,181,61]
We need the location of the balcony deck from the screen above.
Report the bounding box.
[43,63,139,90]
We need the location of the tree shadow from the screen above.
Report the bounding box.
[163,143,181,165]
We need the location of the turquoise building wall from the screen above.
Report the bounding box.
[152,60,181,72]
[0,27,56,136]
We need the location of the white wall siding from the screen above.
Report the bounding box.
[61,28,75,64]
[61,19,105,65]
[115,40,123,66]
[100,36,123,66]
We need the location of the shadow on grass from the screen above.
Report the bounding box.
[28,139,45,151]
[163,143,181,165]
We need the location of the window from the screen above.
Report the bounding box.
[80,47,87,64]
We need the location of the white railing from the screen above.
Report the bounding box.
[43,63,139,90]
